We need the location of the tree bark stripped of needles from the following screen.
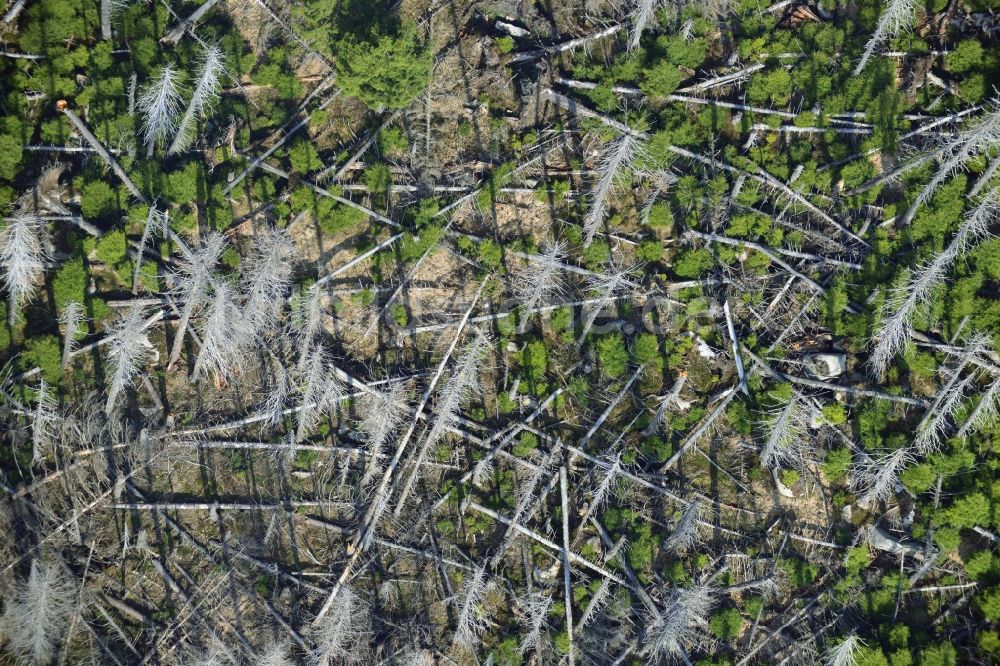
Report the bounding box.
[358,381,409,488]
[451,564,492,650]
[167,233,226,368]
[491,449,558,567]
[2,0,26,25]
[396,649,435,666]
[393,329,491,514]
[59,301,85,369]
[852,447,913,506]
[759,393,810,471]
[575,576,613,632]
[854,0,920,75]
[517,590,553,656]
[132,206,165,295]
[664,499,703,553]
[60,106,148,203]
[254,355,291,426]
[584,450,623,523]
[870,185,999,376]
[0,213,50,325]
[295,346,343,442]
[31,378,58,465]
[628,0,657,51]
[240,228,294,335]
[644,584,716,662]
[898,103,1000,227]
[162,0,225,45]
[643,374,689,436]
[98,0,127,40]
[105,303,157,412]
[513,240,567,333]
[0,560,77,665]
[584,132,642,246]
[293,282,326,368]
[308,586,371,665]
[137,65,184,156]
[957,374,1000,437]
[577,260,638,346]
[257,643,296,666]
[100,0,112,39]
[558,465,576,666]
[660,386,739,472]
[825,634,865,666]
[192,279,248,382]
[579,363,645,447]
[510,22,623,63]
[914,334,990,452]
[168,45,225,155]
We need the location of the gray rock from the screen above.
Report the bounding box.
[495,20,531,38]
[803,353,847,379]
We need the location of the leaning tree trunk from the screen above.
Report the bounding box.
[59,104,147,203]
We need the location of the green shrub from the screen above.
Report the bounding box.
[980,586,1000,621]
[632,333,661,366]
[0,134,23,181]
[581,240,610,269]
[709,608,742,641]
[946,40,983,74]
[289,140,322,173]
[391,303,408,327]
[95,230,128,266]
[320,201,367,236]
[79,179,117,218]
[979,630,1000,657]
[917,643,956,666]
[636,240,664,263]
[363,163,392,195]
[52,260,88,311]
[513,431,539,457]
[626,522,654,571]
[22,335,62,383]
[521,340,548,383]
[748,67,792,107]
[333,24,431,110]
[854,646,889,666]
[597,332,628,378]
[641,61,682,98]
[641,434,671,462]
[673,248,715,277]
[165,162,201,205]
[377,126,409,155]
[477,238,502,269]
[821,448,851,482]
[648,202,673,229]
[939,492,991,530]
[822,402,847,425]
[899,463,935,494]
[743,596,764,618]
[662,35,708,68]
[780,557,818,588]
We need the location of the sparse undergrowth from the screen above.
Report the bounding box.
[0,0,1000,664]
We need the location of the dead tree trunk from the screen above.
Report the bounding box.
[60,105,147,203]
[99,0,111,39]
[313,280,487,624]
[559,466,576,666]
[161,0,224,44]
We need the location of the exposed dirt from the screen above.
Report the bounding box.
[226,0,273,58]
